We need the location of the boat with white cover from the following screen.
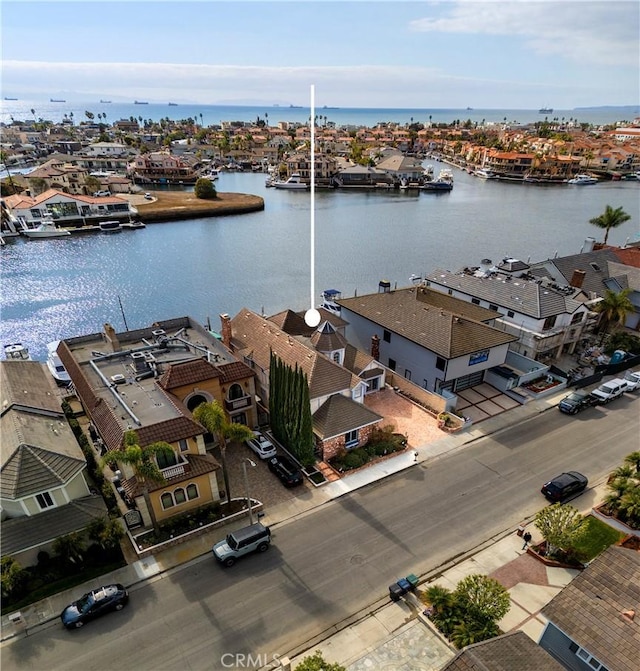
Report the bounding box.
[567,174,598,185]
[273,173,309,190]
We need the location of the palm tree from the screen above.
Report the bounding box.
[192,401,254,502]
[589,205,631,245]
[618,486,640,529]
[101,430,175,530]
[594,288,634,335]
[624,451,640,474]
[30,108,36,121]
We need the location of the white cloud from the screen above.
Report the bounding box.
[410,1,639,66]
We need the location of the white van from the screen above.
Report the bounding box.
[590,378,628,404]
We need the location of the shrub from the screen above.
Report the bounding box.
[194,178,217,199]
[343,452,365,470]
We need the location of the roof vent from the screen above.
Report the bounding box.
[621,609,635,622]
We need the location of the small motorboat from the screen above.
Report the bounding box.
[4,343,31,360]
[567,174,598,185]
[273,173,309,190]
[99,220,123,233]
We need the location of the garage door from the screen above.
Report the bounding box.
[453,370,485,392]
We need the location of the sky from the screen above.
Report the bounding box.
[1,0,638,109]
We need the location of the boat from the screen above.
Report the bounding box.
[4,97,18,101]
[99,220,122,233]
[134,100,149,104]
[319,289,342,316]
[4,343,31,361]
[474,168,498,179]
[50,98,66,103]
[22,218,71,238]
[168,102,178,106]
[421,169,454,192]
[100,100,112,103]
[46,340,71,385]
[567,174,598,185]
[539,107,553,114]
[272,173,309,190]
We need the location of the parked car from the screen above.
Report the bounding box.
[557,391,597,415]
[93,190,111,197]
[541,471,588,502]
[60,583,129,629]
[246,431,277,459]
[590,378,628,404]
[212,522,271,567]
[623,370,640,391]
[268,454,303,487]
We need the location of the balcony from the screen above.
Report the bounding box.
[161,463,186,479]
[224,395,252,411]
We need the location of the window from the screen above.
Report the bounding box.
[345,429,359,448]
[157,450,178,470]
[179,439,189,452]
[471,298,481,305]
[572,644,608,670]
[333,351,340,363]
[383,330,391,343]
[543,315,557,330]
[36,492,54,509]
[469,349,490,366]
[571,312,583,324]
[507,310,515,318]
[174,488,186,504]
[489,303,498,311]
[388,358,396,371]
[436,357,445,371]
[447,289,453,296]
[228,383,244,400]
[404,369,411,381]
[161,492,174,509]
[186,484,198,500]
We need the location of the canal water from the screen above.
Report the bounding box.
[2,162,639,361]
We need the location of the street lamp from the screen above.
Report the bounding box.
[242,457,256,524]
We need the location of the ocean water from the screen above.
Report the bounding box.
[2,164,639,362]
[1,100,638,129]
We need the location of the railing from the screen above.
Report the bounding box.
[224,395,252,411]
[161,463,185,478]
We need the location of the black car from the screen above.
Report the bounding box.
[557,391,596,415]
[541,471,588,502]
[60,583,129,629]
[268,455,303,487]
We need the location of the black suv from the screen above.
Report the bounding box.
[557,391,596,415]
[268,455,303,487]
[541,471,588,502]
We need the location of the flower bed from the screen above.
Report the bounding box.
[329,427,408,473]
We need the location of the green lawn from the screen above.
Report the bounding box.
[574,516,625,562]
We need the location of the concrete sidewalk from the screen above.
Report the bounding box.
[0,386,576,654]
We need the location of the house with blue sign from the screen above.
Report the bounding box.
[336,283,518,395]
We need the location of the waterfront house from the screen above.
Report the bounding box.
[424,261,593,362]
[539,545,639,671]
[57,318,259,528]
[130,151,199,184]
[3,188,137,228]
[335,284,518,395]
[26,159,90,196]
[283,152,338,182]
[221,309,384,461]
[0,361,106,566]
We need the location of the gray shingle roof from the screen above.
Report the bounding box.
[442,631,564,671]
[337,288,517,358]
[427,268,583,318]
[1,495,107,556]
[542,545,640,671]
[312,393,382,440]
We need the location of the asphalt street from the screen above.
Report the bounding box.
[2,397,637,671]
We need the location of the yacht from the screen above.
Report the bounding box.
[474,168,498,179]
[46,341,71,385]
[319,289,342,316]
[421,169,454,192]
[22,218,71,238]
[272,173,309,190]
[539,107,553,114]
[567,174,598,185]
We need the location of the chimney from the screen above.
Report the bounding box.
[621,609,635,622]
[220,313,232,349]
[582,237,595,253]
[371,334,380,361]
[570,269,586,288]
[103,322,120,352]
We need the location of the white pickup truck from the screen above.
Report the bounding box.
[590,378,629,404]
